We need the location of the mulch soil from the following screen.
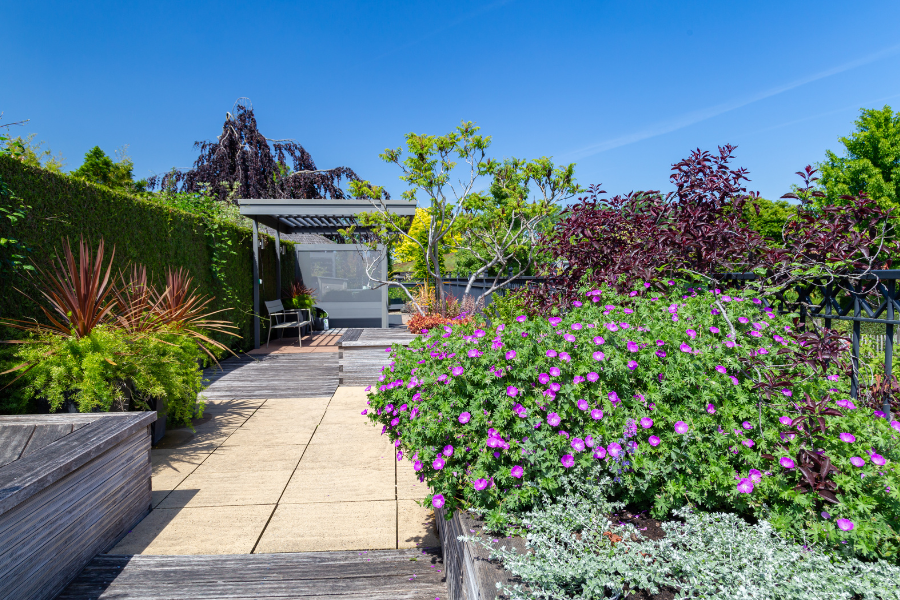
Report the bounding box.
[605,506,678,600]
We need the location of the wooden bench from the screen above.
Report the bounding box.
[264,300,312,347]
[0,412,155,600]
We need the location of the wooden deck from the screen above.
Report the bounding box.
[338,328,418,387]
[57,548,446,600]
[201,353,339,400]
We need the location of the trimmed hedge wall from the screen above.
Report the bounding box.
[0,155,295,350]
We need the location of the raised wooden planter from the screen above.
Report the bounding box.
[436,507,529,600]
[0,412,155,600]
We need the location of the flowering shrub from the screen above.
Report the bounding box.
[366,282,900,562]
[406,313,472,334]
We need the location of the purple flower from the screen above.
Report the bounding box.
[640,417,653,429]
[674,421,689,434]
[729,376,740,386]
[607,443,623,458]
[390,417,400,427]
[516,315,527,323]
[506,386,519,397]
[724,340,736,348]
[748,469,763,483]
[570,438,586,452]
[779,416,793,426]
[627,360,638,371]
[587,371,599,382]
[564,334,576,342]
[458,412,471,424]
[742,439,755,448]
[549,367,561,377]
[571,323,583,330]
[648,435,660,447]
[655,349,666,358]
[709,326,720,334]
[627,341,639,352]
[561,454,575,468]
[585,435,595,447]
[591,408,604,420]
[577,399,589,411]
[474,329,485,338]
[433,457,445,470]
[511,465,524,478]
[505,350,517,360]
[452,366,464,377]
[780,457,795,469]
[443,445,454,457]
[548,317,563,327]
[821,511,830,519]
[836,399,857,409]
[706,403,716,414]
[715,365,727,374]
[605,323,619,332]
[593,447,607,459]
[871,453,886,466]
[432,494,445,509]
[361,409,368,415]
[839,432,856,443]
[738,316,749,324]
[594,336,605,345]
[679,343,692,353]
[892,420,900,432]
[836,518,854,532]
[547,412,562,426]
[538,373,550,385]
[686,329,697,339]
[781,389,792,397]
[827,374,839,381]
[473,478,489,491]
[608,391,620,405]
[467,349,481,358]
[550,382,561,392]
[737,478,754,494]
[850,456,865,467]
[742,421,753,430]
[559,351,572,362]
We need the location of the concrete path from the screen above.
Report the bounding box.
[111,387,437,555]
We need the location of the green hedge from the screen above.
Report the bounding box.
[0,155,295,350]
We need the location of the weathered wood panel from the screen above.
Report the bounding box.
[337,328,419,386]
[0,424,34,468]
[200,354,339,400]
[436,508,527,600]
[58,548,447,599]
[0,413,153,600]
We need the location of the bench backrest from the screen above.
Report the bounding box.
[264,300,285,315]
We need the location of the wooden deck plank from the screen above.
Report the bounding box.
[20,423,74,458]
[58,549,446,600]
[200,354,339,400]
[0,424,34,469]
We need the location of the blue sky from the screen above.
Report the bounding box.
[3,0,900,203]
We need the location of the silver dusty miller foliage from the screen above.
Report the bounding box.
[462,472,900,600]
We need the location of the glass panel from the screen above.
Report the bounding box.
[295,249,381,302]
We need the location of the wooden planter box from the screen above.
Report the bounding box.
[0,412,155,600]
[436,507,529,600]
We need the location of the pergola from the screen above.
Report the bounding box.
[238,199,417,348]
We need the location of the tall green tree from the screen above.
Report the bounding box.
[742,197,796,244]
[818,105,899,215]
[72,146,146,192]
[5,134,66,173]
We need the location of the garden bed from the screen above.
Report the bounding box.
[0,412,154,600]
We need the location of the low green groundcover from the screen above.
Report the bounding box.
[365,282,900,563]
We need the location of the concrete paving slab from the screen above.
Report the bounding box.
[201,398,266,414]
[308,422,384,445]
[396,464,430,500]
[254,500,395,553]
[195,445,306,474]
[153,427,237,451]
[221,426,317,446]
[280,464,395,503]
[299,440,393,465]
[398,500,439,549]
[110,504,274,555]
[157,469,294,509]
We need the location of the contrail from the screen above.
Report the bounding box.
[560,43,900,161]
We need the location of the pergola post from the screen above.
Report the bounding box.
[275,228,282,302]
[252,218,260,349]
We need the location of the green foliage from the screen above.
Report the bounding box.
[3,134,66,173]
[0,132,32,274]
[0,155,295,349]
[72,145,147,193]
[743,197,796,244]
[483,287,530,324]
[819,106,900,219]
[5,325,205,424]
[467,471,900,600]
[367,284,899,562]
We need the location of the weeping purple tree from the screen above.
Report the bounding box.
[147,98,382,202]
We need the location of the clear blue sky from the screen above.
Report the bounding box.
[3,0,900,203]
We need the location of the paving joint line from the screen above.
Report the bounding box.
[250,392,335,554]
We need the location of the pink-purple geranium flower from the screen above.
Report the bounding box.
[473,478,489,491]
[443,445,454,457]
[505,350,516,360]
[591,408,604,420]
[507,386,518,397]
[640,417,653,429]
[736,478,754,493]
[706,403,716,414]
[577,399,589,411]
[594,336,605,345]
[607,443,622,458]
[836,518,854,531]
[432,494,445,508]
[679,343,692,353]
[674,421,689,434]
[627,360,638,371]
[570,438,586,452]
[587,371,599,382]
[839,432,856,443]
[780,457,795,469]
[547,412,562,426]
[561,454,575,468]
[850,456,865,467]
[433,457,445,470]
[458,412,471,424]
[648,435,660,447]
[511,465,524,478]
